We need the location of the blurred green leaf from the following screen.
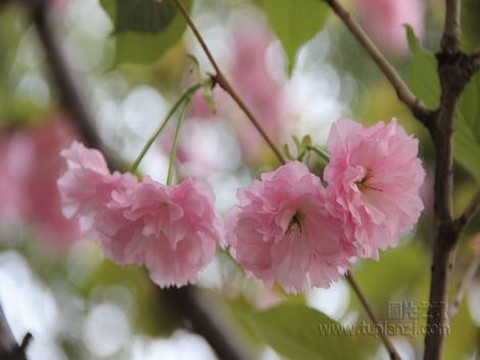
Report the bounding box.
[100,0,192,64]
[352,242,428,314]
[456,73,480,183]
[234,303,364,360]
[445,291,478,359]
[260,0,329,74]
[407,27,480,183]
[406,26,440,109]
[114,0,177,33]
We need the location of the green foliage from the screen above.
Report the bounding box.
[444,291,479,359]
[457,73,480,183]
[352,242,428,314]
[100,0,192,64]
[260,0,330,74]
[0,7,52,125]
[113,0,177,34]
[233,302,363,360]
[406,27,440,109]
[407,27,480,183]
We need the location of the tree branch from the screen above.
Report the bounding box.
[448,252,480,320]
[163,287,252,360]
[172,0,286,165]
[0,304,31,360]
[423,1,473,357]
[26,2,251,360]
[345,272,400,360]
[325,0,432,126]
[470,50,480,74]
[422,60,457,360]
[454,188,480,235]
[323,7,469,354]
[441,0,462,54]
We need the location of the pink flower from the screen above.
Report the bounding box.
[58,141,141,264]
[324,118,425,259]
[225,161,352,294]
[123,178,221,286]
[0,117,80,252]
[58,141,221,287]
[353,0,425,54]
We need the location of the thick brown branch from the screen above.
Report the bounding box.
[454,188,480,235]
[172,0,286,164]
[423,2,471,357]
[423,69,458,360]
[441,0,462,54]
[325,0,432,126]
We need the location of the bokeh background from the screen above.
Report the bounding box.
[0,0,479,358]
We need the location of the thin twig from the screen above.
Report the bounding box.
[448,253,480,320]
[325,0,431,126]
[441,0,462,54]
[345,272,401,360]
[454,188,480,235]
[470,50,480,74]
[172,0,286,164]
[18,333,33,354]
[170,0,220,76]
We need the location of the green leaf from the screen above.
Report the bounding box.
[456,73,480,183]
[407,27,480,182]
[444,287,478,359]
[114,0,177,34]
[406,26,440,108]
[352,242,428,314]
[260,0,330,74]
[100,0,192,64]
[234,303,364,360]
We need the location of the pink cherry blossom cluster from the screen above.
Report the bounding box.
[227,118,425,293]
[58,118,425,293]
[58,142,222,287]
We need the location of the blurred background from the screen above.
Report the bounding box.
[0,0,479,358]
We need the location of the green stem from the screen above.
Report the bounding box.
[166,96,192,186]
[130,83,203,173]
[306,145,330,164]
